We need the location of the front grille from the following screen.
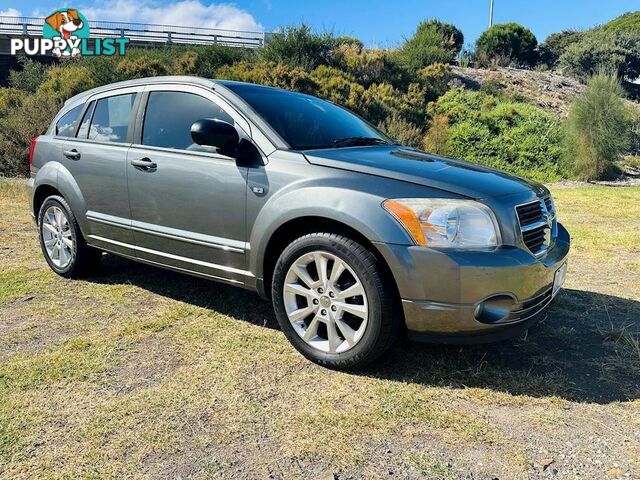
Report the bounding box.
[516,201,543,227]
[516,198,554,256]
[522,225,547,252]
[506,287,553,323]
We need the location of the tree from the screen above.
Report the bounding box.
[260,24,336,70]
[539,30,584,69]
[475,22,538,67]
[397,20,463,72]
[559,31,640,81]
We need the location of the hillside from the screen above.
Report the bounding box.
[600,11,640,33]
[452,66,585,117]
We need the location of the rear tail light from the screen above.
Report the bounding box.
[29,135,40,172]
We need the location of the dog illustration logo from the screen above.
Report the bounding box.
[10,8,127,57]
[43,8,90,57]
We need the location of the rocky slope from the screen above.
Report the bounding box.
[452,66,586,117]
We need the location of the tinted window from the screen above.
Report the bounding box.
[142,91,233,151]
[76,101,95,139]
[56,105,83,137]
[224,83,389,150]
[88,93,137,143]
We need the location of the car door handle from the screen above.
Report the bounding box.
[130,157,157,170]
[63,149,81,160]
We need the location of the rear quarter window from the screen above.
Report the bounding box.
[55,104,83,137]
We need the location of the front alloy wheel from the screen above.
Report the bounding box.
[272,232,399,369]
[283,251,368,353]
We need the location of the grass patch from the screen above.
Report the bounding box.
[551,186,640,258]
[404,450,455,479]
[0,178,638,477]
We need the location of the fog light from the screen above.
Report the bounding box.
[474,295,515,324]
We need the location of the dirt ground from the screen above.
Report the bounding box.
[0,179,639,479]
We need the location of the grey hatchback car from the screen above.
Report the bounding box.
[29,76,570,368]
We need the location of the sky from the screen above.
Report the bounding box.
[1,0,638,47]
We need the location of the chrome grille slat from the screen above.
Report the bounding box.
[510,288,553,316]
[507,288,554,323]
[515,197,555,256]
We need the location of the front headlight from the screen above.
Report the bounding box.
[383,198,500,248]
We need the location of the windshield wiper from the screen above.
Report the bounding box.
[332,136,390,148]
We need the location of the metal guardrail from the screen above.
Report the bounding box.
[0,15,270,48]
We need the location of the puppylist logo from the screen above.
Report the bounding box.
[10,8,129,58]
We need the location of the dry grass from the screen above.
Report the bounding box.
[0,178,639,479]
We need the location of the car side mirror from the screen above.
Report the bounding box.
[191,118,239,155]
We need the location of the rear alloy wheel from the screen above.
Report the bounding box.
[38,195,101,278]
[272,233,399,369]
[41,205,74,269]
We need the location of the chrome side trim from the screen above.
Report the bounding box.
[86,211,130,228]
[87,235,254,277]
[92,246,245,286]
[86,211,246,253]
[130,223,245,253]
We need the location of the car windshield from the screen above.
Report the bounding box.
[223,83,392,150]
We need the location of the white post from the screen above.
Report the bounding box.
[489,0,494,28]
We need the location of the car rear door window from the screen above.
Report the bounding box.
[55,104,83,137]
[88,93,137,143]
[142,91,234,152]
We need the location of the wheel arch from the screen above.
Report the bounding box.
[33,184,62,220]
[33,163,89,234]
[259,216,402,310]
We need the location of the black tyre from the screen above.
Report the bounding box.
[272,233,400,369]
[37,195,101,278]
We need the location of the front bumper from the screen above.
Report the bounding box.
[374,222,570,343]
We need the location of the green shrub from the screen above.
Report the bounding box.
[397,20,460,72]
[422,114,449,154]
[0,89,60,176]
[629,106,640,156]
[333,44,400,88]
[622,155,640,171]
[75,55,123,86]
[396,83,429,126]
[335,36,364,49]
[377,114,423,148]
[260,24,336,69]
[37,65,95,102]
[8,57,48,93]
[217,61,316,93]
[188,44,254,77]
[428,87,489,123]
[539,30,584,68]
[361,82,403,124]
[428,20,464,55]
[563,73,630,180]
[116,56,169,78]
[417,63,452,100]
[310,66,364,110]
[174,51,199,75]
[479,79,505,97]
[475,22,538,67]
[559,30,640,81]
[428,87,563,181]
